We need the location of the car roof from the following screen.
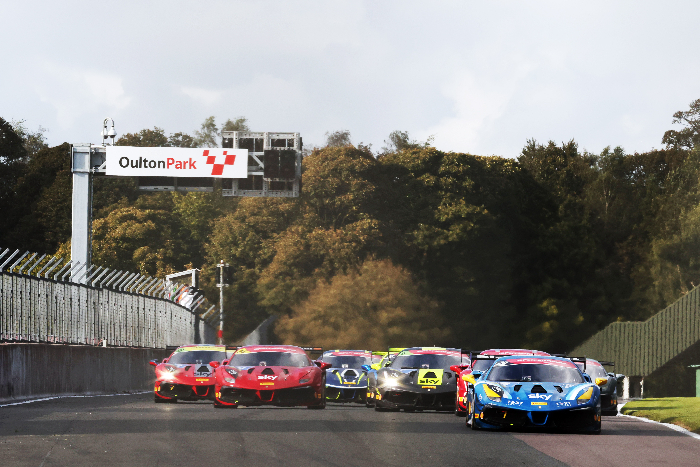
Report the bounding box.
[174,344,226,352]
[235,345,308,354]
[481,348,550,356]
[323,350,371,356]
[493,355,578,368]
[400,347,461,356]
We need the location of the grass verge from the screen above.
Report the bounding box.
[621,397,700,433]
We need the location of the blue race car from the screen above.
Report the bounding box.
[465,356,603,433]
[317,350,373,403]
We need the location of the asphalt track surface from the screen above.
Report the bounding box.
[1,394,698,467]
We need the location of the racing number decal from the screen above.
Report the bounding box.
[418,369,443,386]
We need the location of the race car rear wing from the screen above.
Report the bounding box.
[301,347,324,358]
[568,357,587,372]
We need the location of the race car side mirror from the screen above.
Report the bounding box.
[149,359,159,366]
[450,364,470,373]
[462,374,477,385]
[361,365,371,372]
[314,361,332,371]
[210,361,220,369]
[595,377,608,387]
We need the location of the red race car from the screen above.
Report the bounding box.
[453,349,550,416]
[211,345,331,409]
[150,344,230,403]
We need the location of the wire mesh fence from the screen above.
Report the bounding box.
[0,248,217,348]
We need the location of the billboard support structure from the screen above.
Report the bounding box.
[70,121,302,285]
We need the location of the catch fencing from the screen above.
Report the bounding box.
[0,248,217,348]
[570,285,700,376]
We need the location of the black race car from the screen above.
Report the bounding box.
[575,358,624,415]
[367,347,461,412]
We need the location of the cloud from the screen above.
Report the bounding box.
[34,62,131,128]
[425,62,533,156]
[179,86,224,107]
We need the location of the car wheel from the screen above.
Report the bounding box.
[366,391,375,408]
[308,383,326,409]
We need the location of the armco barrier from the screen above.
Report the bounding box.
[0,343,170,402]
[0,272,216,347]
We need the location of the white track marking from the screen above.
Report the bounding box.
[0,391,150,408]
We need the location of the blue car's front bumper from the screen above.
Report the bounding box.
[472,400,601,432]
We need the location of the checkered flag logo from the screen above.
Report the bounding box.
[202,149,236,176]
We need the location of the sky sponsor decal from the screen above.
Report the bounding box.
[527,393,552,400]
[106,146,248,178]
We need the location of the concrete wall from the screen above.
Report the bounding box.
[0,343,169,402]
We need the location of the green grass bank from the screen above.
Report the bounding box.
[621,398,700,433]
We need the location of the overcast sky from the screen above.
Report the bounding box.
[3,1,699,158]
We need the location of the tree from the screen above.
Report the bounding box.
[0,117,28,247]
[9,120,48,157]
[194,116,220,148]
[380,130,433,154]
[221,117,249,133]
[662,98,700,149]
[324,130,352,147]
[116,127,169,147]
[275,258,450,349]
[168,132,197,148]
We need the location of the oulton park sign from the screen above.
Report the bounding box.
[105,147,249,178]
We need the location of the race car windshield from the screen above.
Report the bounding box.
[487,363,584,383]
[471,359,497,373]
[577,363,607,379]
[322,356,371,367]
[168,350,227,365]
[229,352,310,367]
[391,353,461,369]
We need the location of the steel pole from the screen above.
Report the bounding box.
[218,285,224,345]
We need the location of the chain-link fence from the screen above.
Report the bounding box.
[0,248,217,348]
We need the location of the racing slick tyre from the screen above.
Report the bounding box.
[308,398,326,409]
[365,392,375,408]
[308,382,327,409]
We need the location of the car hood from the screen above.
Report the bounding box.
[229,365,312,383]
[326,367,367,385]
[377,367,457,388]
[480,381,595,402]
[156,363,215,381]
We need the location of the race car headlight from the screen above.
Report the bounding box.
[224,377,236,383]
[163,365,177,373]
[383,376,398,386]
[380,370,403,387]
[577,387,594,405]
[484,384,504,402]
[299,372,312,384]
[225,368,238,378]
